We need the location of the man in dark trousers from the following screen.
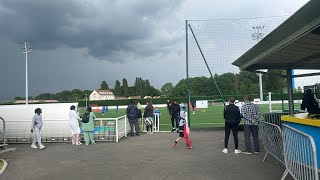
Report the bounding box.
[222,97,241,154]
[126,101,140,136]
[169,100,180,132]
[241,96,261,154]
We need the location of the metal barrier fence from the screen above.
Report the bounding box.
[263,112,288,128]
[258,120,284,164]
[0,116,6,149]
[281,124,319,180]
[0,115,130,143]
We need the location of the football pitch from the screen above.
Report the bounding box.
[79,103,297,131]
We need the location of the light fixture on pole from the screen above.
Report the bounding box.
[22,41,32,105]
[252,26,265,101]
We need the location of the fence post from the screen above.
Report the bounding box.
[116,118,119,142]
[268,92,272,112]
[124,116,127,137]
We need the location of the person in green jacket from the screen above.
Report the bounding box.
[82,107,96,145]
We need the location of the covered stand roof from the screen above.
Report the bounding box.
[232,0,320,71]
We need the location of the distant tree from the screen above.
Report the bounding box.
[114,80,122,96]
[145,80,151,95]
[14,96,24,100]
[161,83,174,97]
[263,70,286,93]
[122,78,129,97]
[149,86,162,96]
[100,80,109,90]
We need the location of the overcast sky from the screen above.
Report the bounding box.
[0,0,310,100]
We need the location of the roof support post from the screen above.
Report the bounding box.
[286,69,294,115]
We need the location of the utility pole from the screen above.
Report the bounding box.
[22,41,32,105]
[252,26,265,101]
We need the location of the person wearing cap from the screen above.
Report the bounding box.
[69,105,81,145]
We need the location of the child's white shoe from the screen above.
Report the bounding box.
[222,148,228,153]
[39,144,45,150]
[31,143,37,149]
[234,149,241,154]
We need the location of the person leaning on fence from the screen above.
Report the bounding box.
[240,96,261,154]
[31,108,45,150]
[82,107,96,145]
[301,89,320,114]
[222,97,241,154]
[144,100,154,134]
[127,101,140,136]
[69,105,81,145]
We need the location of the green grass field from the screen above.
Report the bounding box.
[79,103,299,131]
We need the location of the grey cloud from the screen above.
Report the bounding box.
[0,0,184,62]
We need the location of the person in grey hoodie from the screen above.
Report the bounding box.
[31,108,45,149]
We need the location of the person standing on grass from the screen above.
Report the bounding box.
[144,100,154,134]
[102,105,107,115]
[169,100,180,132]
[172,106,192,149]
[222,97,241,154]
[241,96,261,154]
[31,108,45,150]
[82,107,96,145]
[127,101,140,136]
[69,105,81,145]
[116,105,119,114]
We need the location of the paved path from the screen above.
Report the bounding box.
[0,131,291,180]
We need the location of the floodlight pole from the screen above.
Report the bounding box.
[252,26,265,101]
[185,20,191,126]
[22,41,32,105]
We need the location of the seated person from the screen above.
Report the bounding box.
[301,89,320,114]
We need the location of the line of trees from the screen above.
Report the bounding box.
[15,70,310,102]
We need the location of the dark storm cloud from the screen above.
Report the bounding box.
[0,0,183,61]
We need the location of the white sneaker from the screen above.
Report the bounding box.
[234,149,241,154]
[39,144,45,150]
[150,131,153,134]
[31,144,37,149]
[222,148,228,153]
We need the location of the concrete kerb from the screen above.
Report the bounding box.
[0,159,8,175]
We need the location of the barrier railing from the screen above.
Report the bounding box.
[1,116,129,143]
[262,112,288,128]
[0,116,6,149]
[281,124,318,180]
[258,120,284,164]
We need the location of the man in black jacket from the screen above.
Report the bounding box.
[222,97,241,154]
[126,101,140,136]
[169,100,180,132]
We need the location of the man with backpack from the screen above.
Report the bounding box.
[127,101,140,136]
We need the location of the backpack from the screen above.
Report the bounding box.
[127,105,137,119]
[82,112,90,123]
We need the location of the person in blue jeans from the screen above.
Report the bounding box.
[241,96,261,154]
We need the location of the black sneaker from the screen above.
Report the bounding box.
[136,133,140,136]
[171,128,176,132]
